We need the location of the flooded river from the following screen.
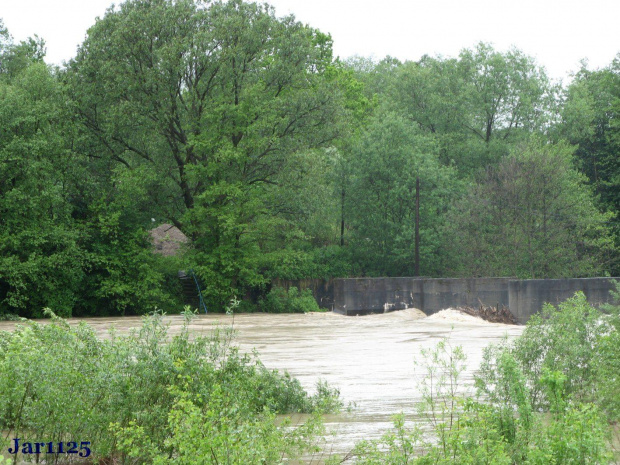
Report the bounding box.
[0,309,523,461]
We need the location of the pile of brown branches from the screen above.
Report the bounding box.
[456,302,517,324]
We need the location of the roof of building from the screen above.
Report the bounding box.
[149,223,188,256]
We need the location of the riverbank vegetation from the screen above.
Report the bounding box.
[1,0,619,317]
[0,310,341,463]
[351,288,620,463]
[0,293,617,463]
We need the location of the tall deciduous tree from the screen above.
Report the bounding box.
[446,138,615,278]
[347,112,460,276]
[0,24,83,317]
[382,43,557,174]
[0,19,47,81]
[558,57,620,275]
[457,44,555,144]
[560,57,620,224]
[0,62,85,317]
[68,0,347,305]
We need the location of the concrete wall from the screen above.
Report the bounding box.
[334,277,511,316]
[333,277,618,323]
[508,278,617,324]
[418,278,511,314]
[334,278,423,315]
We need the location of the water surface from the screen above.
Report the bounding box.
[0,309,523,461]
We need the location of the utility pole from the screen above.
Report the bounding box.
[414,177,420,277]
[340,188,345,246]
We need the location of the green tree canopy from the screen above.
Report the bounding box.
[365,43,557,174]
[446,138,615,278]
[560,56,620,222]
[0,19,47,80]
[67,0,349,305]
[0,62,85,317]
[346,112,460,276]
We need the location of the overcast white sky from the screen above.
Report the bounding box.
[2,0,619,82]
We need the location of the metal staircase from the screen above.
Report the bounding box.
[178,269,208,313]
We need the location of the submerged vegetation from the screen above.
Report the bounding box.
[0,0,619,461]
[1,290,617,463]
[0,310,341,463]
[350,287,620,464]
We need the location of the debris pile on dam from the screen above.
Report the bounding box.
[456,303,517,324]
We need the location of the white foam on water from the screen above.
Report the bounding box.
[425,308,491,323]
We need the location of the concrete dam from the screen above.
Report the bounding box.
[332,277,618,324]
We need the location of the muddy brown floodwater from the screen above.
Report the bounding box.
[0,309,523,462]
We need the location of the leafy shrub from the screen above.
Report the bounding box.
[236,298,258,313]
[477,292,611,414]
[472,291,618,462]
[115,383,326,465]
[0,309,340,463]
[353,334,614,464]
[259,286,320,313]
[352,339,513,464]
[597,280,620,421]
[0,313,19,321]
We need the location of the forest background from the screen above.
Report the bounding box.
[0,0,619,318]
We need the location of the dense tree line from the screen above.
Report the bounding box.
[0,0,618,316]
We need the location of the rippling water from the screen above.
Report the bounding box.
[0,309,524,462]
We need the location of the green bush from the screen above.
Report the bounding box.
[473,291,618,462]
[0,309,340,463]
[259,286,320,313]
[353,332,615,464]
[352,339,514,464]
[477,292,612,413]
[115,383,326,465]
[598,280,620,421]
